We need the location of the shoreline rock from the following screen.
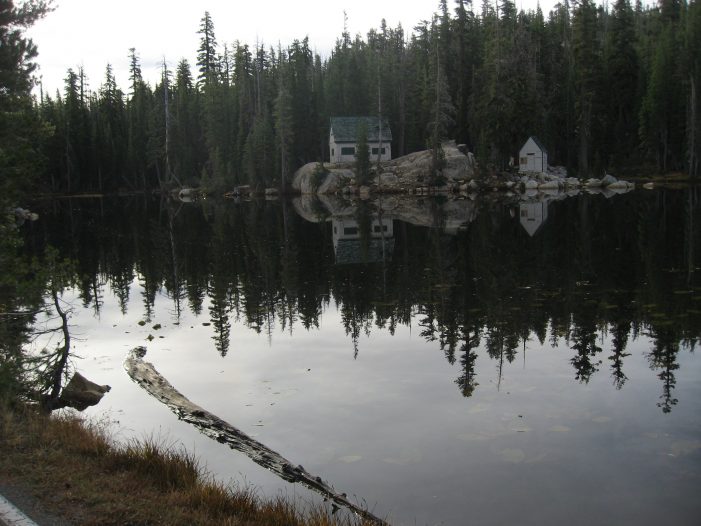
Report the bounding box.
[291,145,635,199]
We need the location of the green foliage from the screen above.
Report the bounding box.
[0,216,52,404]
[572,0,603,176]
[605,0,640,169]
[429,138,447,185]
[639,24,684,171]
[274,65,294,190]
[310,162,329,192]
[0,0,52,199]
[0,0,53,401]
[687,1,701,177]
[354,120,371,185]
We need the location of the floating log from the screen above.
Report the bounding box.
[124,346,388,525]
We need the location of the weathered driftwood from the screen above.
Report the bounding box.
[124,347,388,525]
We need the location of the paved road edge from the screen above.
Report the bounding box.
[0,493,39,526]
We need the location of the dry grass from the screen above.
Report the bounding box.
[0,404,377,526]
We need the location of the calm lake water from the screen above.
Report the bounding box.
[24,189,701,525]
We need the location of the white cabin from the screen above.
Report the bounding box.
[329,117,392,164]
[519,136,548,174]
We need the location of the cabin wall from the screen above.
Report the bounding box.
[329,141,392,163]
[519,141,547,174]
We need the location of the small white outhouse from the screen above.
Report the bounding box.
[519,136,548,174]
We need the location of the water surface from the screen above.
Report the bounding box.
[25,189,701,525]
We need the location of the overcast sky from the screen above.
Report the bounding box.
[29,0,559,96]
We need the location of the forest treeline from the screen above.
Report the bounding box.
[18,0,700,195]
[1,0,701,197]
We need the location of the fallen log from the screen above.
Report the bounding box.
[124,346,388,525]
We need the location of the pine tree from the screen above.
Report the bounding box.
[0,0,52,199]
[61,69,80,191]
[274,57,294,192]
[685,0,701,177]
[354,120,371,185]
[172,59,203,185]
[95,64,127,190]
[197,11,218,85]
[572,0,603,176]
[126,48,152,188]
[427,19,455,182]
[605,0,639,170]
[453,0,479,149]
[639,9,684,172]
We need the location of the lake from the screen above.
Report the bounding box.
[24,188,701,525]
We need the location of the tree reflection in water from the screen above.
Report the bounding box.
[24,188,701,413]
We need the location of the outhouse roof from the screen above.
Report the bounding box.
[330,117,392,143]
[523,136,548,154]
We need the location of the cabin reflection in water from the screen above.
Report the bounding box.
[519,199,550,236]
[332,215,395,264]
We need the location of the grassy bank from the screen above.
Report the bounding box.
[0,405,373,526]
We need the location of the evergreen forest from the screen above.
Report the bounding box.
[1,0,699,198]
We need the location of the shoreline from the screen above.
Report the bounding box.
[0,404,376,526]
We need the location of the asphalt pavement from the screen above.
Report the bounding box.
[0,492,39,526]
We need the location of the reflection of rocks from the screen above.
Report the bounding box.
[293,194,479,234]
[294,180,633,241]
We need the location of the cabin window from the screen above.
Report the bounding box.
[344,227,358,235]
[371,147,387,155]
[341,147,355,155]
[520,157,527,164]
[373,225,389,233]
[332,148,335,157]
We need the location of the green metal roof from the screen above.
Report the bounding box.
[330,117,392,143]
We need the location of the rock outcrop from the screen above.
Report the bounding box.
[291,142,636,199]
[292,141,477,195]
[55,372,111,411]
